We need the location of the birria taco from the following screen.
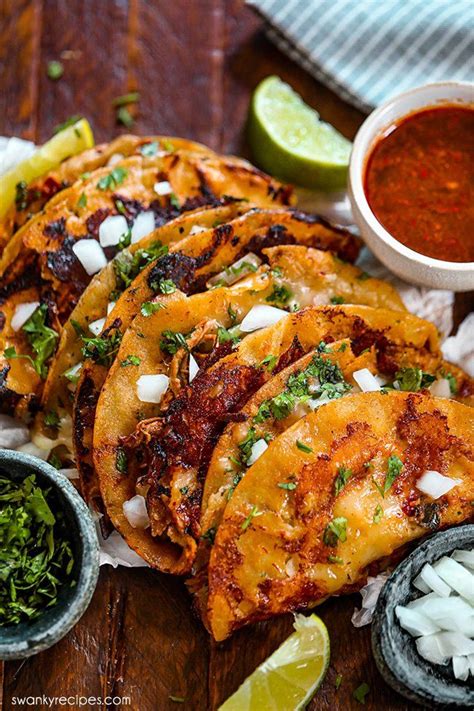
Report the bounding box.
[206,391,474,640]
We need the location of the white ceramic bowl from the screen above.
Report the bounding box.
[348,82,474,291]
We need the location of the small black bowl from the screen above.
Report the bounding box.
[0,450,99,659]
[372,525,474,709]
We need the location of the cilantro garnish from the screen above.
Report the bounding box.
[157,279,176,294]
[353,682,370,704]
[0,474,75,626]
[296,440,313,453]
[334,465,353,496]
[323,517,348,547]
[112,92,140,107]
[97,167,128,191]
[328,554,344,564]
[217,326,240,345]
[77,192,87,209]
[201,527,216,545]
[266,284,292,306]
[120,355,141,367]
[44,410,60,429]
[160,330,188,355]
[15,181,28,211]
[260,354,277,372]
[116,106,134,128]
[330,295,345,304]
[81,329,122,367]
[113,241,168,293]
[47,60,64,80]
[141,301,164,317]
[52,116,82,135]
[383,455,403,494]
[116,448,128,475]
[139,142,159,157]
[5,304,59,380]
[395,367,436,392]
[277,481,297,491]
[373,504,384,523]
[241,505,263,531]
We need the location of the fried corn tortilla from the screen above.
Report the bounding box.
[83,240,400,510]
[0,151,292,417]
[39,206,360,438]
[206,391,474,640]
[94,275,438,573]
[0,135,214,253]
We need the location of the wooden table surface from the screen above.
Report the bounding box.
[0,2,471,710]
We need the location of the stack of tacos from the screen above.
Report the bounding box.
[1,133,472,641]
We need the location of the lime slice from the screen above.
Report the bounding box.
[219,614,330,711]
[0,118,94,218]
[248,76,351,190]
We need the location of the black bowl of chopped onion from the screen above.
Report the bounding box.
[0,449,99,659]
[372,525,474,708]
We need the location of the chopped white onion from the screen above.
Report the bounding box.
[412,575,431,594]
[107,152,124,166]
[206,253,262,288]
[416,470,461,499]
[64,362,83,382]
[136,374,169,404]
[0,414,30,449]
[89,317,106,336]
[123,495,150,529]
[452,549,474,569]
[107,301,116,315]
[416,635,450,665]
[417,563,452,598]
[395,605,440,637]
[469,654,474,676]
[72,239,107,275]
[11,301,40,331]
[352,368,381,392]
[247,438,268,466]
[453,656,470,681]
[154,180,172,196]
[99,215,129,248]
[131,211,155,244]
[434,556,474,604]
[189,353,199,383]
[240,304,287,333]
[429,378,452,399]
[189,224,208,235]
[407,595,473,620]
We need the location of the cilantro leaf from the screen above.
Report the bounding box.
[323,517,348,547]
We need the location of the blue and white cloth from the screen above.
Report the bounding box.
[247,0,474,111]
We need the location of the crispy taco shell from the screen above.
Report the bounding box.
[93,268,437,573]
[0,135,214,253]
[1,151,292,417]
[206,391,474,640]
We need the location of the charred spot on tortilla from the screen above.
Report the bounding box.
[47,235,90,289]
[148,253,197,294]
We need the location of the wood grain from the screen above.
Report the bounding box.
[0,1,471,709]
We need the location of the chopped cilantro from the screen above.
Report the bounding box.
[296,440,313,453]
[113,241,168,292]
[160,330,188,355]
[217,326,240,345]
[266,284,292,306]
[334,465,353,496]
[323,517,347,547]
[44,410,60,429]
[116,106,134,128]
[81,329,122,367]
[97,167,128,191]
[48,452,62,470]
[169,193,180,210]
[335,673,343,689]
[338,342,348,352]
[330,295,345,304]
[47,60,64,80]
[441,370,458,394]
[227,304,238,323]
[395,367,436,392]
[16,304,59,379]
[141,301,164,317]
[201,527,216,545]
[179,486,188,496]
[15,181,28,211]
[0,474,75,625]
[120,355,141,367]
[52,116,82,135]
[278,481,297,491]
[116,448,128,475]
[353,682,370,704]
[373,504,384,523]
[356,271,370,281]
[260,354,277,372]
[384,455,403,494]
[158,279,176,294]
[77,192,87,209]
[328,554,344,564]
[241,505,263,531]
[112,92,140,107]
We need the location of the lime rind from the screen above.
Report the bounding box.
[248,75,351,190]
[218,614,330,711]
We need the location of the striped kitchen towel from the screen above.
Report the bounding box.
[247,0,474,112]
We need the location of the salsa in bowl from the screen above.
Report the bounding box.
[349,82,474,291]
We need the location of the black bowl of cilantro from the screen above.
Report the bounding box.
[0,449,99,659]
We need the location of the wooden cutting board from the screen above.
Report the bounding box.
[1,2,471,708]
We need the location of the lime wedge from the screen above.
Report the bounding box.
[219,614,330,711]
[0,118,94,218]
[248,76,351,190]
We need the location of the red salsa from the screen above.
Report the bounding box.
[364,106,474,262]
